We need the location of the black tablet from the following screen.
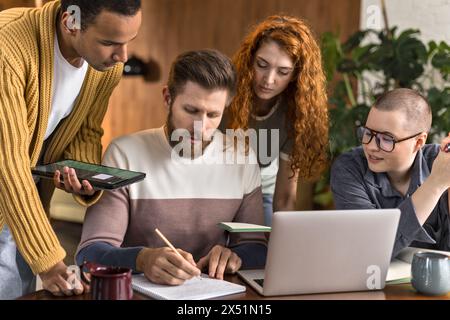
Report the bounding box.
[32,160,146,190]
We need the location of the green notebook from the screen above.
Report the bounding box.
[386,247,450,285]
[386,277,411,285]
[217,222,271,233]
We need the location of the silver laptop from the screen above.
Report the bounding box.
[238,209,400,296]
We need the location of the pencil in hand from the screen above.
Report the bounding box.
[154,228,202,280]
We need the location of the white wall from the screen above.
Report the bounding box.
[359,0,450,94]
[361,0,450,44]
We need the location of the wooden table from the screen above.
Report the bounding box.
[18,275,450,300]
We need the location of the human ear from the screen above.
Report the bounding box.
[60,11,79,35]
[414,133,428,151]
[162,87,172,111]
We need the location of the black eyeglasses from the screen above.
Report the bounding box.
[356,126,423,152]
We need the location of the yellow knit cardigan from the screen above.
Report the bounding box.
[0,0,123,274]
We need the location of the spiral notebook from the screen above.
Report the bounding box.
[132,274,246,300]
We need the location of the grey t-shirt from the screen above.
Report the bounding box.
[331,145,450,258]
[220,98,294,195]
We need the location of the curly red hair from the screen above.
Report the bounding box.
[227,15,329,180]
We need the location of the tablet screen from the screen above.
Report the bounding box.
[91,174,114,180]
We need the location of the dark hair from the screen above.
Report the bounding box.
[61,0,141,31]
[374,88,432,132]
[167,49,237,105]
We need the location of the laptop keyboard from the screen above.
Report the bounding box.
[254,279,264,287]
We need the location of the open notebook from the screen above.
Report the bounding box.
[132,274,246,300]
[386,247,450,284]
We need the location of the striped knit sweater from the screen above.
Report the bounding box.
[77,127,267,263]
[0,0,123,273]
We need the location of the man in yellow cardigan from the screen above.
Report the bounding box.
[0,0,142,298]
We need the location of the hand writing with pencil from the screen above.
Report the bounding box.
[136,229,242,285]
[135,229,201,285]
[136,247,201,286]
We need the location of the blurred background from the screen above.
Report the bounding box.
[0,0,360,145]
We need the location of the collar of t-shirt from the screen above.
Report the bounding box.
[251,97,281,121]
[44,33,88,141]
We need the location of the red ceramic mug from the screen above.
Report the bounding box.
[80,262,133,300]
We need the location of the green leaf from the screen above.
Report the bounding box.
[342,30,370,53]
[321,32,342,81]
[337,58,358,73]
[438,41,450,51]
[396,29,421,43]
[428,40,439,57]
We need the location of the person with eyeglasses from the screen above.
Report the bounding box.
[330,88,450,258]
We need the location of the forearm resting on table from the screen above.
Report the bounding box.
[136,248,155,273]
[76,242,144,271]
[231,243,267,269]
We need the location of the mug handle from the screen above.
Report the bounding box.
[79,260,106,285]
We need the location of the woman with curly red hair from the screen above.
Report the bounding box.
[221,15,329,226]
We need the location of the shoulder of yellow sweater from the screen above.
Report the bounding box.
[0,7,39,76]
[0,7,29,30]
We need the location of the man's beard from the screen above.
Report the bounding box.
[165,111,213,159]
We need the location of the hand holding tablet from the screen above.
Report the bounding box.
[32,160,146,191]
[54,166,96,195]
